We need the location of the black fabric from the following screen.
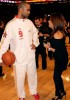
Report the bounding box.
[50,37,68,96]
[50,37,68,70]
[39,22,52,35]
[35,45,47,69]
[39,22,52,44]
[35,22,52,69]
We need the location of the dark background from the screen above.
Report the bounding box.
[30,2,70,21]
[0,2,70,24]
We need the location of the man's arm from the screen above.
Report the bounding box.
[32,23,40,47]
[0,23,12,63]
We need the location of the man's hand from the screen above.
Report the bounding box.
[0,62,5,67]
[30,44,36,50]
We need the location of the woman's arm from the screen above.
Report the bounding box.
[44,42,55,52]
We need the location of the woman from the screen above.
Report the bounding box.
[44,13,68,100]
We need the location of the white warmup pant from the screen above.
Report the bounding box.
[13,59,37,98]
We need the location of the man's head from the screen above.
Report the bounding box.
[34,16,42,27]
[18,2,30,19]
[0,19,4,29]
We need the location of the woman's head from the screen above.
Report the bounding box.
[49,13,66,33]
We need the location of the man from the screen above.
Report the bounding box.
[34,16,50,70]
[0,19,5,77]
[34,16,46,70]
[0,2,39,100]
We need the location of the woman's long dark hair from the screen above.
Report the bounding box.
[50,13,66,38]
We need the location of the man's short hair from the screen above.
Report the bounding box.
[18,1,30,10]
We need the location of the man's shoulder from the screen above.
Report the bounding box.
[8,17,16,24]
[6,17,17,28]
[25,19,33,24]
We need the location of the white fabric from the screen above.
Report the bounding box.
[0,17,39,63]
[0,17,39,98]
[13,59,37,98]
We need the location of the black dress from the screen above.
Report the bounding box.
[50,37,68,96]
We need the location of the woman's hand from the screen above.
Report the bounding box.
[44,42,55,52]
[39,32,43,37]
[44,42,51,49]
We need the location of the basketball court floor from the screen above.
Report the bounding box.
[0,54,70,100]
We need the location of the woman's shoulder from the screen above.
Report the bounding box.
[54,31,64,39]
